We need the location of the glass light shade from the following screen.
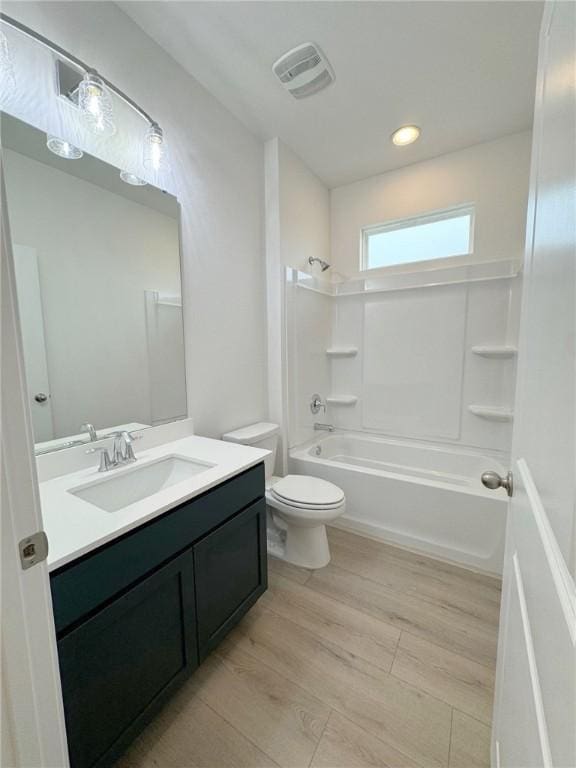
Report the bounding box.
[391,125,421,146]
[78,72,116,137]
[143,122,165,172]
[120,170,147,186]
[46,135,83,160]
[0,30,16,95]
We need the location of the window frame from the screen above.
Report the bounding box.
[360,204,476,274]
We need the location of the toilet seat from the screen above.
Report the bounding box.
[270,475,344,509]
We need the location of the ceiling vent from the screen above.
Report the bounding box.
[272,43,334,99]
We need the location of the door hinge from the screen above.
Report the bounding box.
[18,531,49,570]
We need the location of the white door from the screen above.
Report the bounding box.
[1,168,69,765]
[489,3,576,767]
[12,243,54,442]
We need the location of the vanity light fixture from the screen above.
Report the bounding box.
[78,71,116,137]
[391,124,421,146]
[120,170,147,186]
[143,122,165,172]
[0,28,15,93]
[0,13,169,176]
[46,134,83,159]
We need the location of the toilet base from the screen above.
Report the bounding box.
[266,514,331,569]
[284,522,331,569]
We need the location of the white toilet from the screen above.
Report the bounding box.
[222,423,345,569]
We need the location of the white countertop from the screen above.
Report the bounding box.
[40,435,269,572]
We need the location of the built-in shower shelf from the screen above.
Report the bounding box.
[326,347,358,357]
[471,345,517,358]
[326,395,358,406]
[468,405,514,422]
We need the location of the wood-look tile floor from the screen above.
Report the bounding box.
[117,527,500,768]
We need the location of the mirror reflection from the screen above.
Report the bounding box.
[2,113,187,454]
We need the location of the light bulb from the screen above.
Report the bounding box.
[78,72,115,137]
[46,135,83,159]
[143,122,165,172]
[391,125,421,146]
[0,29,16,95]
[120,170,147,186]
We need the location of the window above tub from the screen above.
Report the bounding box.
[361,205,475,272]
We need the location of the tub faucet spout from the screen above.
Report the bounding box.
[314,423,335,432]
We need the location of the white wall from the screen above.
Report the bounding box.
[331,131,532,277]
[4,147,182,438]
[265,139,331,464]
[277,141,330,269]
[2,1,267,439]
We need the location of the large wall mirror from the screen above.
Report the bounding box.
[2,113,187,454]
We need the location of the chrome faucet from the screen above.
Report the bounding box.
[314,423,335,432]
[80,422,98,441]
[86,431,138,472]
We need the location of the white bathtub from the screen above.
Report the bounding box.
[290,432,508,574]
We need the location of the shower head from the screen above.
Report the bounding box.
[309,257,330,272]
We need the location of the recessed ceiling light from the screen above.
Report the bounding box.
[391,125,421,147]
[120,170,147,186]
[46,135,83,159]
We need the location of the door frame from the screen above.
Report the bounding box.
[1,164,69,767]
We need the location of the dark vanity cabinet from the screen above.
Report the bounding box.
[50,463,266,768]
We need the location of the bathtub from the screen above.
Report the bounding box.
[290,432,508,574]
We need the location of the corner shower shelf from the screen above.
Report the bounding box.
[326,395,358,406]
[326,347,358,357]
[468,405,514,422]
[471,345,517,358]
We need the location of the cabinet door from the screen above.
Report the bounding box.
[194,499,267,659]
[58,549,197,768]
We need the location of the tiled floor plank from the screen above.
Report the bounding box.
[116,693,279,768]
[449,710,492,768]
[391,631,495,723]
[191,647,330,768]
[307,561,498,668]
[328,528,501,626]
[311,711,421,768]
[268,555,312,584]
[223,607,452,768]
[260,570,400,671]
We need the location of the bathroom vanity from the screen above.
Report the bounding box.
[43,437,268,768]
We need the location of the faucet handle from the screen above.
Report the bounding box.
[109,430,139,463]
[86,446,115,472]
[310,394,326,415]
[122,432,137,463]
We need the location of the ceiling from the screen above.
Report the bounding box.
[121,1,543,188]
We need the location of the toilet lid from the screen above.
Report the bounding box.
[271,475,344,507]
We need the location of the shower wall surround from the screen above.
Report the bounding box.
[287,264,520,455]
[287,132,530,457]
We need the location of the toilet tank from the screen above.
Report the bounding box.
[222,422,279,479]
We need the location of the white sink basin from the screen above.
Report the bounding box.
[69,455,216,512]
